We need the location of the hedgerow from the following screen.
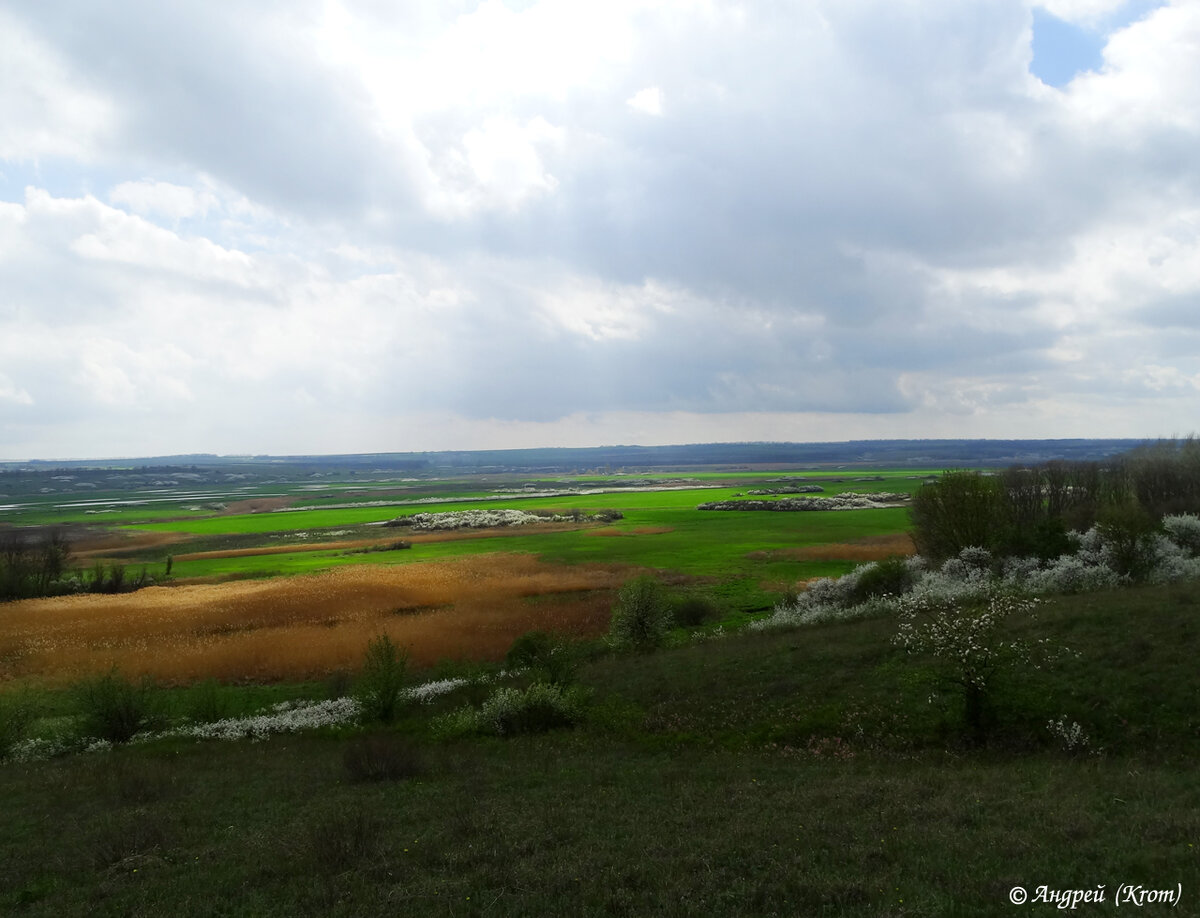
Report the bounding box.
[757,515,1200,630]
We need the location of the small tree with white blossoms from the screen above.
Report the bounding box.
[893,592,1068,740]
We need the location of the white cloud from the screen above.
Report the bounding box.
[0,371,33,406]
[109,180,220,221]
[1063,2,1200,132]
[0,9,115,161]
[1034,0,1131,28]
[626,86,663,116]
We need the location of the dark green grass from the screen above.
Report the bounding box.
[3,582,1198,916]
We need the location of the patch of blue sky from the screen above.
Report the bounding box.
[0,160,128,204]
[1031,0,1166,88]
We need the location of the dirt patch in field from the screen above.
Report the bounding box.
[749,532,915,563]
[68,529,193,559]
[221,497,297,515]
[584,526,674,538]
[172,539,401,562]
[0,554,636,685]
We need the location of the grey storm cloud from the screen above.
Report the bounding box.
[1,0,1198,457]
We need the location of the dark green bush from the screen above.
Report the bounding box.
[609,575,671,650]
[74,668,167,743]
[183,679,232,724]
[505,630,577,684]
[354,634,409,724]
[672,592,722,627]
[1097,502,1160,582]
[481,683,588,735]
[506,630,554,669]
[849,556,914,604]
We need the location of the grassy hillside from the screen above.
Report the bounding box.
[2,581,1197,916]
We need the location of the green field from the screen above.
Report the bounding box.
[2,582,1197,916]
[4,460,1199,914]
[0,469,926,615]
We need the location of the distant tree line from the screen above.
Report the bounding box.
[0,530,70,601]
[0,530,154,602]
[911,437,1200,562]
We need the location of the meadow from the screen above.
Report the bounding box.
[1,468,925,684]
[2,460,1197,915]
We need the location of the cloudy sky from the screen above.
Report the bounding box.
[2,0,1198,459]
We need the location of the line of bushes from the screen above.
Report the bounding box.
[0,530,160,601]
[911,437,1200,561]
[0,530,70,601]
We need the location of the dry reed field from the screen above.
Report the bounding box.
[0,554,632,685]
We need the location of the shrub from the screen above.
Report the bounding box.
[672,592,722,627]
[505,630,576,684]
[342,733,426,782]
[355,634,409,724]
[478,682,589,735]
[1162,514,1200,556]
[848,556,915,604]
[893,593,1071,739]
[1096,503,1160,582]
[74,668,167,743]
[609,575,672,650]
[506,630,553,669]
[183,679,232,724]
[1021,554,1120,595]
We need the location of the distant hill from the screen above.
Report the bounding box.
[1,439,1150,475]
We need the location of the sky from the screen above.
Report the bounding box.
[1,0,1198,460]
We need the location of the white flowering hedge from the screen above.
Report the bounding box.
[386,508,618,530]
[5,676,474,764]
[756,514,1200,630]
[698,492,909,512]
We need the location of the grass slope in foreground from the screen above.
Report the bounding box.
[2,581,1197,916]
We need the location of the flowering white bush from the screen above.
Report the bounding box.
[1163,514,1200,556]
[699,493,908,512]
[893,593,1072,735]
[406,677,469,702]
[4,676,476,765]
[1017,554,1122,595]
[164,697,363,742]
[893,593,1043,689]
[387,508,618,530]
[394,509,553,530]
[755,515,1200,632]
[436,682,589,737]
[1047,715,1090,753]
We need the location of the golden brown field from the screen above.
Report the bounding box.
[0,554,632,686]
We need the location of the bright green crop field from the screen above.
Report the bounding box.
[121,479,921,612]
[4,466,928,616]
